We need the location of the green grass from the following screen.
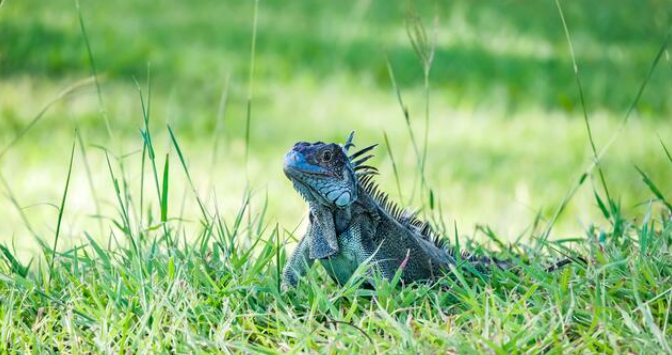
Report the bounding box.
[1,0,672,353]
[0,150,671,352]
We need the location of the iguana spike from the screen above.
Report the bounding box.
[352,154,374,167]
[355,172,444,248]
[359,174,375,188]
[355,170,379,177]
[354,164,378,172]
[349,144,378,160]
[343,131,356,151]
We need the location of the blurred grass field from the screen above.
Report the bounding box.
[1,0,672,256]
[3,1,672,353]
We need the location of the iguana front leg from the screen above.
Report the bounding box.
[318,218,390,287]
[350,222,394,285]
[283,204,341,288]
[282,228,314,289]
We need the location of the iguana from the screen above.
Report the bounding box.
[282,132,571,289]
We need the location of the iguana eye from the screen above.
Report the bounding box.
[321,149,333,163]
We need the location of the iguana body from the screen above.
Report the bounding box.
[282,133,503,288]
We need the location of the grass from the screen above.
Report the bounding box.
[0,145,671,352]
[1,0,672,353]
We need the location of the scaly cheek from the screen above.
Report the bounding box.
[334,192,351,207]
[326,189,342,201]
[313,179,326,190]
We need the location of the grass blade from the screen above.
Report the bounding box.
[161,153,170,223]
[635,165,672,211]
[75,129,103,236]
[659,137,672,167]
[244,0,260,174]
[48,132,77,275]
[167,125,210,224]
[385,56,425,206]
[75,0,114,140]
[554,0,613,215]
[0,244,30,277]
[382,131,404,205]
[541,29,672,242]
[0,172,48,249]
[83,232,111,268]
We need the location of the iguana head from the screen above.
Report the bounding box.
[283,131,377,209]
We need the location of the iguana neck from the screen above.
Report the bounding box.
[308,201,352,235]
[307,184,379,235]
[352,183,379,212]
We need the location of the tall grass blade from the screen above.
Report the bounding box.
[554,0,613,214]
[0,172,47,248]
[382,131,404,204]
[659,137,672,167]
[244,0,260,174]
[48,132,77,275]
[208,74,231,194]
[135,70,162,214]
[75,129,103,235]
[541,29,672,242]
[167,125,210,224]
[134,67,172,245]
[635,165,672,211]
[139,140,147,228]
[75,0,114,141]
[104,151,131,234]
[161,153,170,223]
[0,244,30,277]
[593,189,611,220]
[385,57,424,205]
[83,232,110,268]
[404,2,436,212]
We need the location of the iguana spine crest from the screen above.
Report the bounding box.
[357,168,447,250]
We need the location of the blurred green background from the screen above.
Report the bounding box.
[1,0,672,257]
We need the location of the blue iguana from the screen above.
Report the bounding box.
[282,132,571,288]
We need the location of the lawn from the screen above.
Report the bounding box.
[1,0,671,353]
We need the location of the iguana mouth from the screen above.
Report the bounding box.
[284,165,338,179]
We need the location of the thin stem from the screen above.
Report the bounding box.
[245,0,260,177]
[554,0,613,214]
[49,132,78,275]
